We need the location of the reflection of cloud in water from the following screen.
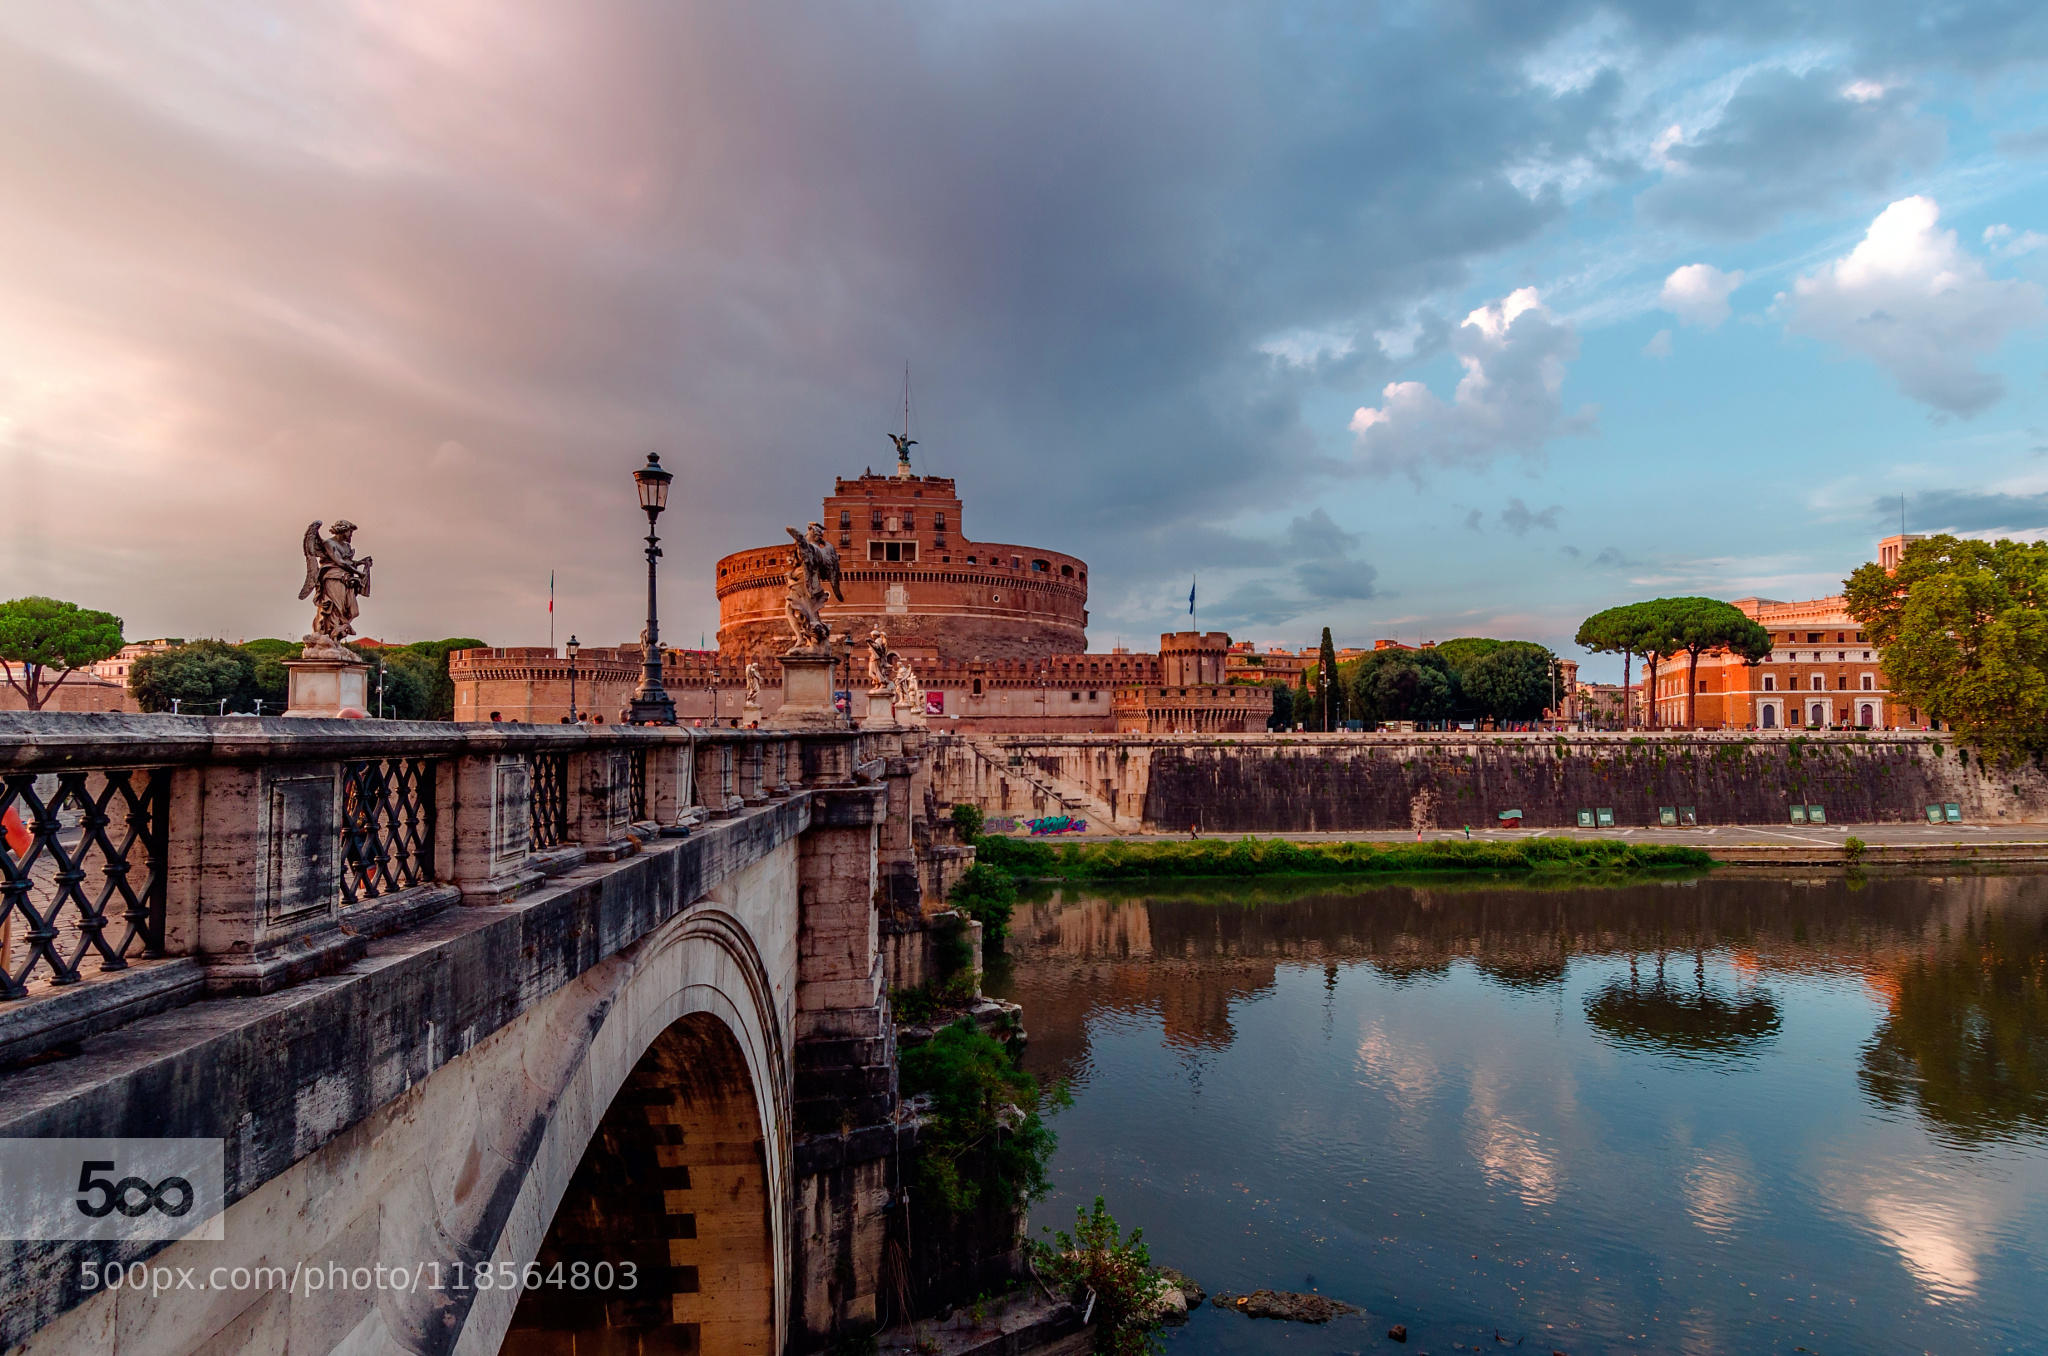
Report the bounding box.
[1354,1021,1438,1104]
[1467,1072,1559,1206]
[1829,1163,2008,1305]
[1681,1149,1758,1237]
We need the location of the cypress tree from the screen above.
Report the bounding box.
[1318,626,1339,730]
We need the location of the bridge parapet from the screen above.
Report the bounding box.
[0,714,872,1071]
[0,711,947,1354]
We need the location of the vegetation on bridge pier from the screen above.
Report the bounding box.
[972,832,1712,882]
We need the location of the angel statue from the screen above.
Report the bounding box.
[782,522,843,651]
[744,661,763,704]
[892,656,923,709]
[866,626,894,690]
[889,432,917,466]
[299,520,372,660]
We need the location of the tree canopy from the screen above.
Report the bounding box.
[0,596,125,710]
[126,636,486,718]
[129,640,263,714]
[1346,646,1456,723]
[1459,641,1557,722]
[1577,597,1768,727]
[1845,534,2048,761]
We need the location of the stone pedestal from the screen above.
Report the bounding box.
[893,700,927,728]
[741,698,764,728]
[863,686,897,729]
[767,652,844,730]
[283,657,370,718]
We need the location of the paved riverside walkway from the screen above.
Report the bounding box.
[1043,820,2048,865]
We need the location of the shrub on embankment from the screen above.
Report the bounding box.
[975,834,1710,881]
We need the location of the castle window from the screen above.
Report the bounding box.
[871,510,883,531]
[904,510,916,531]
[839,509,851,528]
[1070,691,1080,701]
[972,678,983,695]
[966,555,977,564]
[1032,559,1049,572]
[1061,564,1074,577]
[1012,555,1021,569]
[935,511,947,530]
[1088,690,1097,700]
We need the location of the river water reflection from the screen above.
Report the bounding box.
[990,871,2048,1354]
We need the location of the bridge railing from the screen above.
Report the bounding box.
[0,713,868,1065]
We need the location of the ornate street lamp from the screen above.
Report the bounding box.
[566,634,581,723]
[628,453,677,725]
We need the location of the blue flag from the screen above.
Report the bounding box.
[1188,577,1196,617]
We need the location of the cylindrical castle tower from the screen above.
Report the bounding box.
[715,469,1088,663]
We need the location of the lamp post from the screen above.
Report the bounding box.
[377,660,387,718]
[566,634,580,723]
[1320,670,1331,732]
[628,452,677,725]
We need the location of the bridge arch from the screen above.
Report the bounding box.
[458,903,793,1356]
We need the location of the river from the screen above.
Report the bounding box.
[990,870,2048,1355]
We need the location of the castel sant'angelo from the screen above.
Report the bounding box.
[451,443,1272,733]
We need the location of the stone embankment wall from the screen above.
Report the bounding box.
[930,733,2048,833]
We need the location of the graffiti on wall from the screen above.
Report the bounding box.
[1026,814,1087,836]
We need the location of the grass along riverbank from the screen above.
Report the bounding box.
[974,834,1713,881]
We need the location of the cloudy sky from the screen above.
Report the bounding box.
[4,3,2048,679]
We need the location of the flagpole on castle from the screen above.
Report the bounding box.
[549,569,555,652]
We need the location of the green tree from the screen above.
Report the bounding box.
[0,597,125,710]
[1575,605,1643,729]
[129,640,259,713]
[1347,647,1456,724]
[239,638,298,710]
[1265,679,1295,730]
[897,1019,1054,1215]
[1667,597,1774,728]
[1040,1197,1167,1356]
[1460,641,1556,722]
[1315,627,1340,730]
[1430,636,1502,678]
[1846,535,2048,761]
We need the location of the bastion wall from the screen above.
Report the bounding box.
[928,733,2048,833]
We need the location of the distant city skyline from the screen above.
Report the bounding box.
[4,4,2047,682]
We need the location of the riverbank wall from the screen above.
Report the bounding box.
[929,732,2048,833]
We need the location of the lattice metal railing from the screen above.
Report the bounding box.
[530,751,570,848]
[0,769,169,1000]
[629,747,649,822]
[340,758,437,906]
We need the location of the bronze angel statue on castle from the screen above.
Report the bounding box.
[299,520,372,660]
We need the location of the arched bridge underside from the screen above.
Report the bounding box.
[3,774,908,1356]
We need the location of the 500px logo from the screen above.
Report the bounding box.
[0,1140,223,1241]
[74,1161,195,1219]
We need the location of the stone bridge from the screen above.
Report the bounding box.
[0,714,982,1355]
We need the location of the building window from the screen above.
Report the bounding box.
[1088,690,1097,700]
[966,555,977,564]
[1863,650,1872,659]
[1837,651,1846,661]
[904,510,916,531]
[1807,632,1822,643]
[1862,674,1874,690]
[1032,559,1049,572]
[871,510,883,531]
[1070,691,1080,701]
[1762,675,1775,691]
[867,541,918,562]
[934,511,947,530]
[972,678,983,695]
[839,509,851,528]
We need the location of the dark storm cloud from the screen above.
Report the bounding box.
[1641,67,1942,236]
[3,2,2046,645]
[1884,490,2048,532]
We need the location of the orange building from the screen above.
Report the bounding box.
[713,461,1088,664]
[1644,534,1923,730]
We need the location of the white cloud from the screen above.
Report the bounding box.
[1350,287,1595,478]
[1660,263,1744,328]
[1782,196,2047,415]
[1643,328,1673,357]
[1983,223,2048,258]
[1842,79,1889,103]
[1258,326,1356,368]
